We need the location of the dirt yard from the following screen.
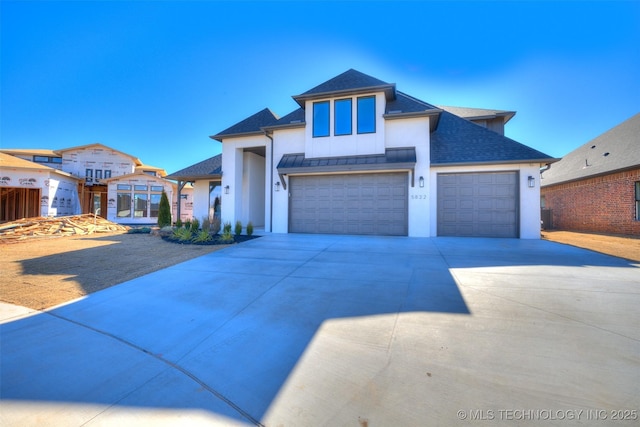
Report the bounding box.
[0,232,229,310]
[1,230,638,311]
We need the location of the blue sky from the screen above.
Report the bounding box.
[2,1,638,174]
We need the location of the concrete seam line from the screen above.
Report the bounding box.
[46,311,266,427]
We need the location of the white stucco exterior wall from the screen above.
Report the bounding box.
[385,116,431,237]
[271,127,306,233]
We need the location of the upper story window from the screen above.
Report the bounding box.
[357,96,376,134]
[313,101,330,137]
[334,98,352,136]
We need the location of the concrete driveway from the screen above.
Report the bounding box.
[1,234,639,426]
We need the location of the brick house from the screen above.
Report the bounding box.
[540,113,640,236]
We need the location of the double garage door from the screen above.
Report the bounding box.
[289,173,408,236]
[288,171,519,237]
[437,172,519,238]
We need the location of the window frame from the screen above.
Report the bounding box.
[357,95,376,134]
[312,100,330,138]
[334,98,352,136]
[635,181,640,221]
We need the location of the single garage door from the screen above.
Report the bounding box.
[437,172,518,237]
[289,173,408,235]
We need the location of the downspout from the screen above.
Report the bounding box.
[265,131,274,232]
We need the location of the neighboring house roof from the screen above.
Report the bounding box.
[0,152,77,179]
[541,113,640,186]
[0,148,60,158]
[136,164,168,177]
[430,111,556,165]
[210,108,279,141]
[166,154,222,181]
[57,143,143,166]
[438,105,516,124]
[293,69,396,106]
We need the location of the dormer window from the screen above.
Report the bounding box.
[357,96,376,134]
[313,101,330,137]
[334,98,352,135]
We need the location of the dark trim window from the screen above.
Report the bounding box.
[313,101,330,137]
[635,181,640,220]
[334,98,352,135]
[357,96,376,134]
[104,170,112,179]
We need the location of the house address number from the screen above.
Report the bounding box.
[411,194,427,200]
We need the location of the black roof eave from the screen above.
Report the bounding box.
[431,158,559,168]
[292,84,396,107]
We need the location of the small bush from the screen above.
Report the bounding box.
[190,218,200,233]
[201,216,211,233]
[223,221,232,234]
[220,229,234,243]
[175,218,183,228]
[234,220,242,236]
[172,227,192,242]
[184,220,191,230]
[246,222,254,236]
[192,230,213,243]
[210,217,221,235]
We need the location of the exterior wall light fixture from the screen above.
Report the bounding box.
[224,185,230,194]
[275,182,281,192]
[528,176,535,188]
[419,176,425,188]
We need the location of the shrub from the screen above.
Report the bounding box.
[175,218,182,228]
[157,190,171,228]
[184,220,191,230]
[234,220,242,236]
[246,221,253,236]
[220,228,234,243]
[172,227,192,242]
[190,217,200,233]
[201,216,210,233]
[210,217,221,235]
[192,230,213,243]
[223,221,232,234]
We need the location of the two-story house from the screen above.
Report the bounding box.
[1,143,191,225]
[209,69,555,238]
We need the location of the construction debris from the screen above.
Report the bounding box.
[0,214,129,242]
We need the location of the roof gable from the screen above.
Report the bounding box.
[210,108,279,141]
[292,69,396,106]
[57,143,142,165]
[431,111,555,165]
[541,113,640,186]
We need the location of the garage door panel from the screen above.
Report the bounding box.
[290,173,407,235]
[438,172,518,238]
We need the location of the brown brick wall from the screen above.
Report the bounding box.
[541,168,640,236]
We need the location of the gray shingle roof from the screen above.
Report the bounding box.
[386,91,437,114]
[293,69,396,106]
[431,111,555,165]
[210,108,279,141]
[541,113,640,186]
[166,154,222,180]
[438,105,516,123]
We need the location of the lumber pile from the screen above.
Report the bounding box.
[0,214,129,242]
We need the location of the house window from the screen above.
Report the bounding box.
[357,96,376,134]
[117,192,131,218]
[95,170,103,181]
[134,193,148,217]
[51,157,62,164]
[104,170,112,179]
[334,98,352,135]
[313,101,330,137]
[85,169,93,179]
[635,181,640,220]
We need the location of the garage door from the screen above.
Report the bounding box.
[289,173,408,235]
[437,172,518,237]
